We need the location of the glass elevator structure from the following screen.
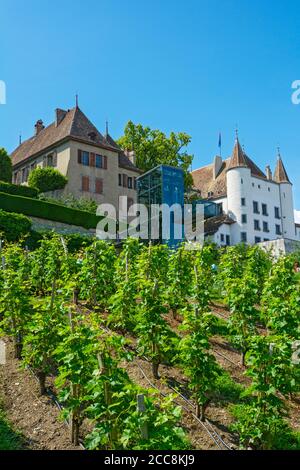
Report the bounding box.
[137,165,185,247]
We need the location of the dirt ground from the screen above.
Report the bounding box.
[0,339,79,450]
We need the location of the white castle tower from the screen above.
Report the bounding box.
[226,138,252,245]
[273,151,295,240]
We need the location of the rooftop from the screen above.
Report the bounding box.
[11,106,140,172]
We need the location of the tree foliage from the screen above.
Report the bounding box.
[0,148,12,183]
[117,121,193,188]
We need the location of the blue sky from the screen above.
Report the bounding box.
[1,0,300,209]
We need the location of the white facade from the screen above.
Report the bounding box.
[193,140,298,247]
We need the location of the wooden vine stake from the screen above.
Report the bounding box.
[98,352,118,448]
[137,394,148,440]
[68,308,80,446]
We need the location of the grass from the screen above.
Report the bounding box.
[0,405,24,450]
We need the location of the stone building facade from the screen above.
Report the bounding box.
[10,106,142,213]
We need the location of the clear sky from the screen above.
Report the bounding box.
[1,0,300,208]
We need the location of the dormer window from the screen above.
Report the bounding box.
[88,131,97,141]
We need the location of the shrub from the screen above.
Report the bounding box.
[65,233,95,252]
[0,181,38,198]
[0,209,31,242]
[0,148,12,183]
[38,193,98,213]
[0,191,101,229]
[28,167,68,193]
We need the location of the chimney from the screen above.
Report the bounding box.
[124,149,136,166]
[34,119,44,135]
[55,108,67,127]
[266,165,272,180]
[213,155,222,179]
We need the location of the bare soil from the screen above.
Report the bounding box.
[0,339,78,450]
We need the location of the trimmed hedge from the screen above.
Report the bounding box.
[28,167,68,192]
[0,192,102,229]
[0,181,38,199]
[0,209,32,242]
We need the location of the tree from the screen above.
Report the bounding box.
[0,148,12,183]
[28,167,68,193]
[117,121,193,188]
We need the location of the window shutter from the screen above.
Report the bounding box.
[78,149,82,164]
[103,155,107,169]
[90,152,95,167]
[82,176,89,192]
[123,174,127,187]
[95,178,103,194]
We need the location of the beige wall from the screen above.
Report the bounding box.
[13,139,139,214]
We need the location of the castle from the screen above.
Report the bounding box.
[192,138,300,246]
[10,106,141,213]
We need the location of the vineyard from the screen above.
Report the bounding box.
[0,236,300,450]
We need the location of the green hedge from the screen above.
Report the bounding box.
[0,181,38,198]
[0,192,102,229]
[0,209,32,242]
[28,167,68,192]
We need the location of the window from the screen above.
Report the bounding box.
[95,178,103,194]
[96,154,102,168]
[118,174,122,186]
[253,201,259,214]
[241,232,247,243]
[264,238,269,241]
[82,151,89,166]
[254,219,260,231]
[258,184,261,189]
[226,235,230,246]
[123,174,128,188]
[21,168,26,183]
[134,177,137,190]
[30,162,37,171]
[81,175,90,192]
[274,207,280,219]
[268,187,270,192]
[241,178,243,184]
[13,172,17,183]
[255,237,261,244]
[241,214,247,224]
[220,234,225,243]
[263,221,269,232]
[275,224,281,235]
[47,154,53,167]
[252,183,255,187]
[241,197,246,206]
[128,177,133,189]
[262,203,268,216]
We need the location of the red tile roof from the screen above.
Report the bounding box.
[11,106,140,173]
[192,140,266,199]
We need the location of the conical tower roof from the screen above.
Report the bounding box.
[274,154,291,184]
[227,137,248,170]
